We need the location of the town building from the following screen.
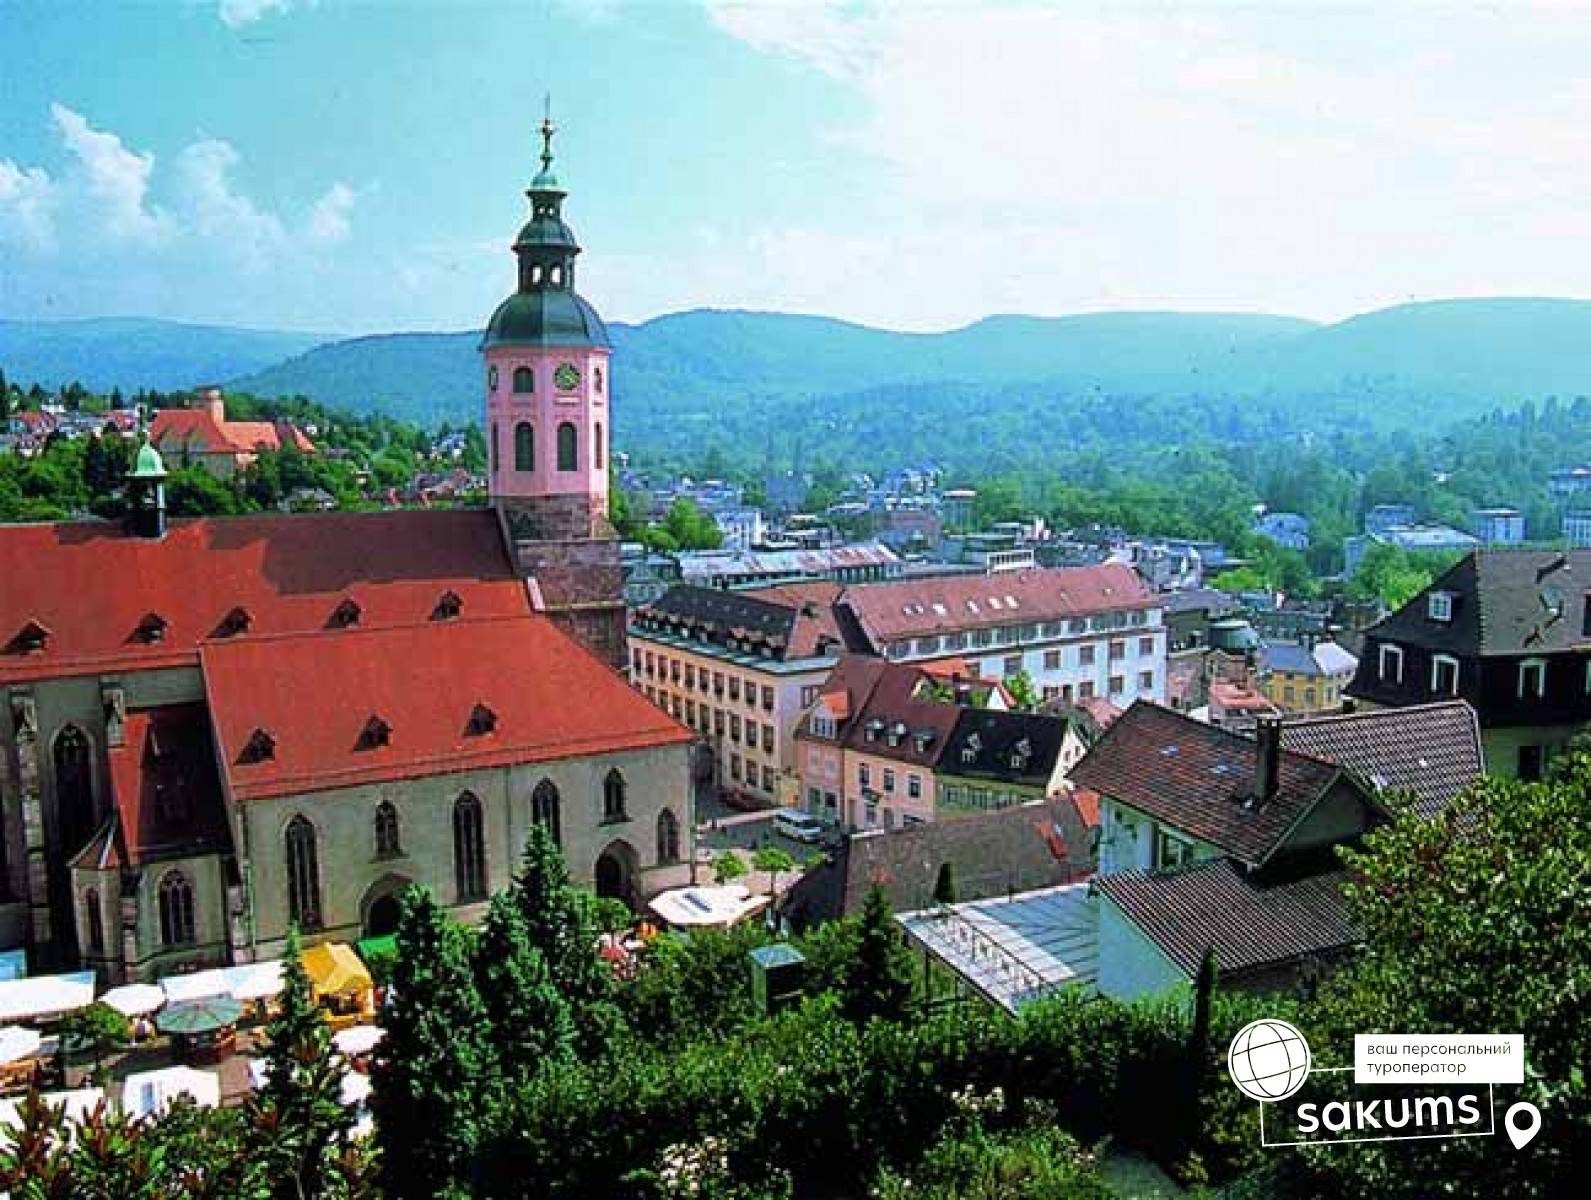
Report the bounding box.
[628,582,847,805]
[837,564,1167,708]
[676,542,902,590]
[1252,511,1310,550]
[1343,523,1480,576]
[1,117,689,980]
[1470,507,1526,546]
[711,507,766,552]
[1548,466,1591,497]
[1363,504,1417,536]
[620,542,683,609]
[1256,637,1358,714]
[1563,510,1591,548]
[149,387,315,480]
[1347,549,1591,779]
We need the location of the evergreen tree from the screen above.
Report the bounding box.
[514,824,604,1002]
[932,862,958,906]
[259,926,354,1200]
[843,886,913,1023]
[474,890,575,1087]
[371,888,495,1199]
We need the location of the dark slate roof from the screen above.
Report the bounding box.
[941,708,1074,788]
[783,797,1094,924]
[1069,702,1359,867]
[1279,700,1483,818]
[481,289,610,350]
[1096,858,1358,979]
[1362,549,1591,658]
[635,584,842,662]
[1260,641,1321,676]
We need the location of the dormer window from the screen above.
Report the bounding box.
[135,612,170,644]
[1431,654,1460,695]
[216,607,252,638]
[1427,592,1453,622]
[1378,643,1404,684]
[8,620,50,655]
[329,598,361,629]
[432,590,464,621]
[466,703,497,736]
[358,715,392,750]
[240,728,276,764]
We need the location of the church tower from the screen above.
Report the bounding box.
[484,113,626,667]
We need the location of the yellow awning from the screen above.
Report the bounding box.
[302,941,373,998]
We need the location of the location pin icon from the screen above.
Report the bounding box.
[1504,1102,1542,1150]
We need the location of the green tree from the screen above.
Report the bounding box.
[713,851,749,886]
[933,862,958,906]
[371,887,495,1199]
[474,890,575,1087]
[656,497,723,550]
[59,1002,128,1082]
[842,886,913,1023]
[166,464,240,517]
[1004,669,1039,712]
[752,845,796,902]
[259,926,354,1200]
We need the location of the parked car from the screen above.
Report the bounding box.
[772,810,826,844]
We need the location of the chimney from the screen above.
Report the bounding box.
[1254,714,1282,805]
[197,385,225,424]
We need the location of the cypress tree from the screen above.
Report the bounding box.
[371,888,494,1199]
[932,861,958,906]
[259,926,354,1200]
[843,886,913,1022]
[474,890,575,1087]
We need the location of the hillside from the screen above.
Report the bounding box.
[0,317,331,394]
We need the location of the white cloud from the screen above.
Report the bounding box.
[51,103,169,243]
[218,0,299,30]
[308,182,356,244]
[0,159,56,250]
[702,1,1591,324]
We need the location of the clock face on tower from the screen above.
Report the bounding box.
[553,362,581,392]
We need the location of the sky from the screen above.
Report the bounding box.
[5,0,1591,336]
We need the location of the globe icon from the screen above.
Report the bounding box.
[1227,1019,1311,1102]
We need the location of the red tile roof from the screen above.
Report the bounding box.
[150,409,314,456]
[0,510,533,684]
[201,616,692,801]
[97,704,233,868]
[840,564,1156,645]
[1070,702,1371,866]
[799,655,961,768]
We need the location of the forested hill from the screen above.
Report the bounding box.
[10,299,1591,469]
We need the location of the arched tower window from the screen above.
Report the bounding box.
[83,888,105,954]
[602,769,628,823]
[285,815,322,931]
[514,422,535,472]
[374,801,401,859]
[657,809,681,864]
[490,423,499,474]
[557,422,578,472]
[532,779,562,847]
[453,792,487,901]
[53,725,95,860]
[158,870,196,947]
[594,422,604,470]
[594,366,604,394]
[513,366,534,394]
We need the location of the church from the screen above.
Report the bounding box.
[0,119,693,982]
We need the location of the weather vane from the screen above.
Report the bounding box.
[540,92,555,172]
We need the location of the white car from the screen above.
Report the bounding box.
[772,810,826,844]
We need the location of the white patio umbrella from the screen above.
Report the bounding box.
[340,1071,372,1109]
[99,983,166,1017]
[121,1066,220,1119]
[0,1026,42,1065]
[332,1025,385,1057]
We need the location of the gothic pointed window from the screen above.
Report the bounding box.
[594,422,604,470]
[53,725,95,860]
[513,366,534,394]
[656,808,681,864]
[84,888,105,954]
[532,779,562,847]
[557,422,578,472]
[158,870,196,947]
[515,422,535,472]
[453,792,487,901]
[285,815,322,930]
[374,801,401,859]
[602,768,628,823]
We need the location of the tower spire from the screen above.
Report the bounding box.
[539,93,555,175]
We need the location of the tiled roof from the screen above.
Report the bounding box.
[1280,700,1483,818]
[202,615,691,801]
[1261,640,1359,678]
[150,409,314,456]
[1360,549,1591,660]
[802,655,962,768]
[840,564,1156,645]
[97,704,233,868]
[0,510,532,684]
[785,797,1095,922]
[1069,702,1360,866]
[1096,858,1358,979]
[636,584,844,662]
[941,708,1073,789]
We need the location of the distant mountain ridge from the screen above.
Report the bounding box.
[7,300,1591,449]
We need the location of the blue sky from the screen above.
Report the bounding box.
[4,1,1591,335]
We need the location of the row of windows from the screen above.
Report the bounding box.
[727,755,776,793]
[889,612,1155,658]
[489,363,605,394]
[633,650,776,712]
[490,421,601,474]
[1037,671,1154,703]
[1378,643,1563,700]
[856,762,924,798]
